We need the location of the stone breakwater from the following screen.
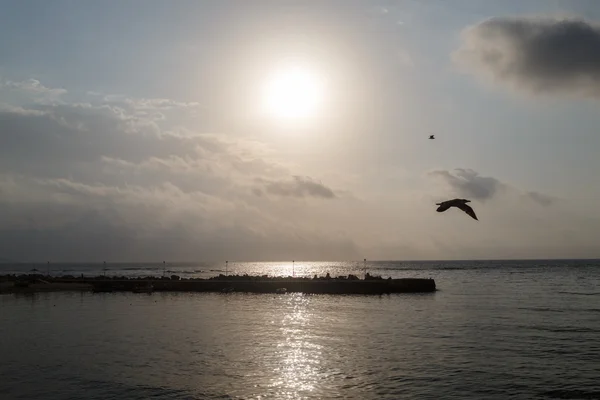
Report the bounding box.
[0,273,436,295]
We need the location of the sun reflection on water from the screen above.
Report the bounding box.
[269,293,322,399]
[276,261,302,278]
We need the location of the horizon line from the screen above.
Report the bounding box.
[1,257,599,264]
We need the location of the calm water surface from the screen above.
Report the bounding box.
[2,260,600,399]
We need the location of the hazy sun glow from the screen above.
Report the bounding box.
[261,65,325,122]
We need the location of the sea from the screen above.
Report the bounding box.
[1,259,600,400]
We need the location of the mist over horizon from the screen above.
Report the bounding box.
[2,257,600,266]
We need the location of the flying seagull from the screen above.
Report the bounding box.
[429,134,435,139]
[435,198,478,221]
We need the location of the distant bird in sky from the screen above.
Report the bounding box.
[429,134,435,139]
[435,198,478,220]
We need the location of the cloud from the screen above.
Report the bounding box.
[0,84,357,261]
[1,77,596,261]
[5,79,67,96]
[429,168,555,206]
[255,176,336,199]
[0,101,292,189]
[454,16,600,98]
[0,177,361,262]
[428,168,504,201]
[524,191,555,206]
[3,79,67,103]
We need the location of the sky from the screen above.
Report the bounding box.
[1,0,600,262]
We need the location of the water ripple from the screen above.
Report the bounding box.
[2,260,600,399]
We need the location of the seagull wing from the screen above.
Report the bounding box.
[436,201,452,212]
[457,203,478,220]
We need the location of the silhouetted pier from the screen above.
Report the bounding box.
[1,274,436,295]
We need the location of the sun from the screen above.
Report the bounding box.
[261,65,325,122]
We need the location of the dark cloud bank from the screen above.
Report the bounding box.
[454,16,600,98]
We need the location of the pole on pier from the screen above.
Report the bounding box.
[225,260,228,276]
[292,260,295,278]
[364,258,367,278]
[163,261,166,277]
[103,261,107,277]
